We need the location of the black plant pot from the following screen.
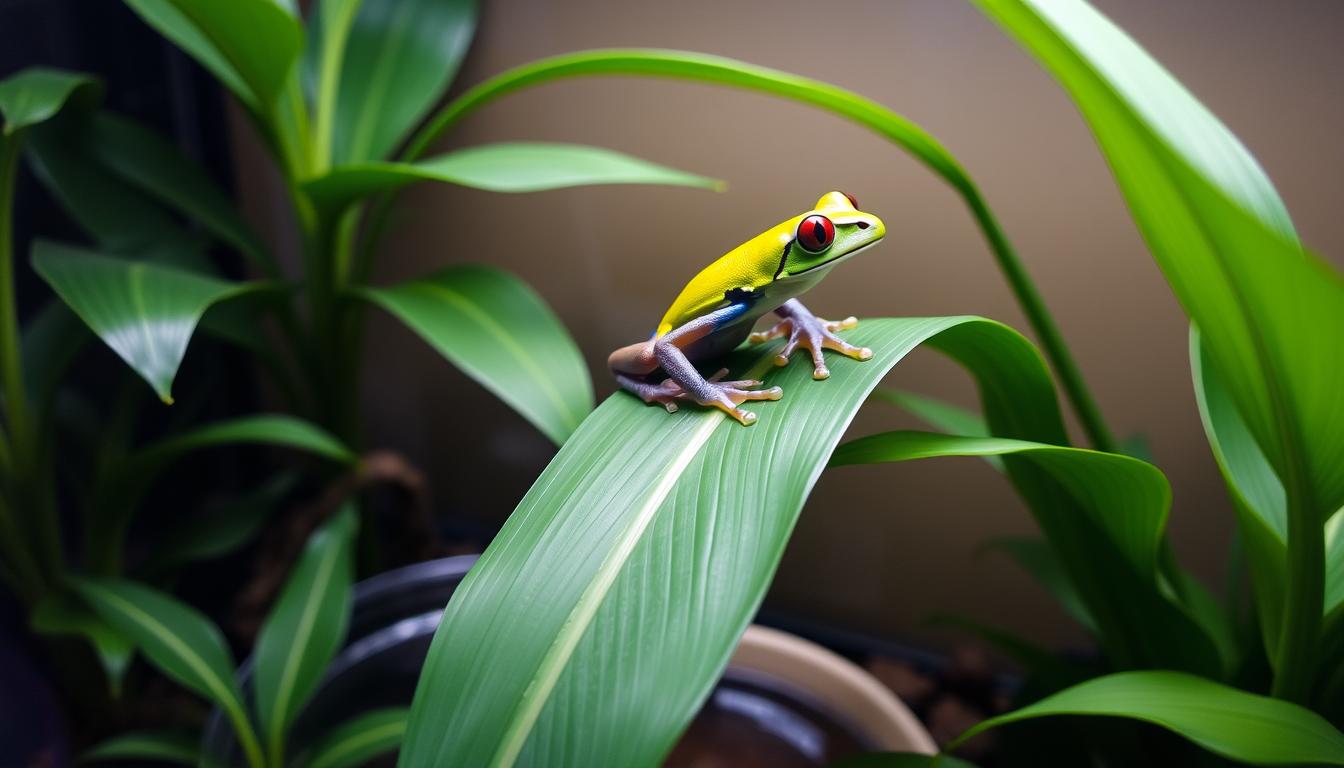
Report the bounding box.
[204,556,922,767]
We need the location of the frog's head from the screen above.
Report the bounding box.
[776,191,885,280]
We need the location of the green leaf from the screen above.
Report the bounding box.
[308,0,476,165]
[21,300,88,410]
[360,265,591,446]
[304,707,408,768]
[31,241,263,402]
[71,577,263,767]
[979,537,1095,632]
[122,0,302,112]
[833,430,1221,675]
[254,504,358,766]
[0,68,98,133]
[83,113,272,272]
[305,142,722,210]
[870,388,1000,470]
[400,317,1100,767]
[139,414,355,465]
[146,473,300,571]
[25,119,211,265]
[948,671,1344,766]
[31,593,134,697]
[1191,328,1287,662]
[973,0,1344,697]
[82,730,199,765]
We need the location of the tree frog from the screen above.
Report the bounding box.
[608,191,886,425]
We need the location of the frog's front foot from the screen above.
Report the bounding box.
[749,311,872,380]
[639,369,782,426]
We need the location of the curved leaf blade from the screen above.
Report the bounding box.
[31,593,134,697]
[84,113,271,272]
[71,577,263,766]
[973,0,1344,697]
[360,265,592,445]
[313,0,476,165]
[306,708,409,768]
[122,0,302,111]
[146,473,300,571]
[82,730,199,765]
[948,671,1344,766]
[0,68,98,133]
[141,413,356,465]
[254,505,358,765]
[306,142,722,209]
[31,241,262,402]
[402,317,1070,767]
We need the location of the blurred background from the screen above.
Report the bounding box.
[15,0,1344,655]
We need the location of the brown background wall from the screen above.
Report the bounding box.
[239,0,1344,651]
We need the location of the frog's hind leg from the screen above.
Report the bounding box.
[615,369,776,415]
[650,304,782,425]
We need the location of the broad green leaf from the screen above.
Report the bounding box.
[1191,328,1287,662]
[305,708,409,768]
[400,317,1171,767]
[26,120,212,265]
[948,671,1344,765]
[0,68,98,133]
[832,429,1220,675]
[31,593,133,697]
[254,505,358,766]
[71,577,263,767]
[308,0,475,165]
[979,536,1094,632]
[83,113,272,272]
[122,0,302,112]
[31,241,262,402]
[82,730,199,765]
[305,142,722,210]
[973,0,1344,696]
[146,473,300,571]
[399,48,1116,452]
[360,265,591,446]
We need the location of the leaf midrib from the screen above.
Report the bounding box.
[311,719,406,768]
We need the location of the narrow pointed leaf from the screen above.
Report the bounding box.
[948,671,1344,765]
[139,414,355,466]
[31,241,262,402]
[71,577,263,766]
[0,68,98,133]
[146,473,300,571]
[255,505,358,765]
[306,142,721,209]
[83,730,199,765]
[306,708,409,768]
[84,113,271,271]
[360,265,591,445]
[401,316,1197,767]
[31,593,134,697]
[307,0,476,164]
[980,537,1094,632]
[122,0,302,111]
[974,0,1344,697]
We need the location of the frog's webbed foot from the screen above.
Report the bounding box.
[619,369,782,426]
[749,306,872,380]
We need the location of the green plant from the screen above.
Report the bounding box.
[1,0,724,751]
[76,506,409,768]
[392,2,1344,767]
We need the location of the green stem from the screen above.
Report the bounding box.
[380,49,1118,452]
[0,132,31,468]
[1273,480,1323,702]
[311,0,363,173]
[225,701,265,768]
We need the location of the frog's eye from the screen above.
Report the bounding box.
[796,215,835,253]
[842,191,859,208]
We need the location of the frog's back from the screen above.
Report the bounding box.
[654,221,797,336]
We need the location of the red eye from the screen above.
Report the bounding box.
[842,191,859,208]
[796,215,835,253]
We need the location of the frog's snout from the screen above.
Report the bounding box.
[856,213,886,240]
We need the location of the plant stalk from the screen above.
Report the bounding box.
[369,49,1118,452]
[0,132,32,470]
